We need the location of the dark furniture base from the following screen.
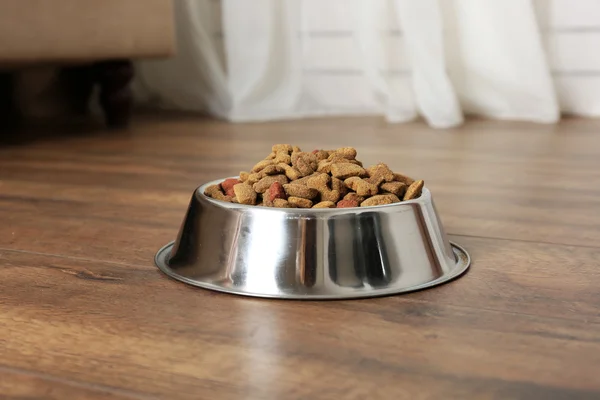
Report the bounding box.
[0,59,134,135]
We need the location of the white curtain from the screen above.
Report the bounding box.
[133,0,600,128]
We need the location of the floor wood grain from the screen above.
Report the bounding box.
[1,114,600,399]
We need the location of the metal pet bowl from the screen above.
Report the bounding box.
[155,178,470,299]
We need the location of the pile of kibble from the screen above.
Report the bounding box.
[204,145,424,208]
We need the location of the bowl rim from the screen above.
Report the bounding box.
[197,177,430,214]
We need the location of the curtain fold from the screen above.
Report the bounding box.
[134,0,599,127]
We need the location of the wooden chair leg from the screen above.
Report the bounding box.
[94,60,134,129]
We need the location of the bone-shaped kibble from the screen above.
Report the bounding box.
[360,194,400,207]
[344,177,379,196]
[204,184,233,202]
[291,151,318,177]
[366,163,395,186]
[253,174,289,193]
[330,163,367,180]
[278,163,303,181]
[307,173,340,203]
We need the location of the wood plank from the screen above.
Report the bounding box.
[0,366,153,400]
[1,234,599,399]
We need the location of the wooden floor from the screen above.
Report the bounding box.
[1,114,600,399]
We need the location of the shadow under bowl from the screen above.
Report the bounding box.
[155,178,470,300]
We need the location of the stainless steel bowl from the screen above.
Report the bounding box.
[155,178,470,299]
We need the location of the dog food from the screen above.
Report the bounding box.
[204,145,424,208]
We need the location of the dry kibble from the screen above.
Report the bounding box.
[253,175,289,194]
[247,172,261,185]
[380,181,407,197]
[307,173,340,203]
[331,177,349,197]
[330,147,357,160]
[273,198,292,208]
[312,201,336,208]
[204,184,233,202]
[283,184,319,199]
[221,178,241,197]
[344,177,379,196]
[267,182,287,202]
[337,199,359,208]
[367,163,395,186]
[259,164,285,177]
[344,192,365,204]
[233,183,257,205]
[330,163,367,180]
[273,144,293,153]
[293,172,321,186]
[403,180,424,201]
[212,145,424,209]
[312,150,329,161]
[394,173,415,185]
[291,152,318,177]
[288,196,313,208]
[278,163,303,181]
[360,194,400,207]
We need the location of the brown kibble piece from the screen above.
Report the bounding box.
[307,173,340,203]
[360,194,400,207]
[272,144,293,153]
[381,181,407,197]
[267,182,287,202]
[337,199,359,208]
[393,173,415,185]
[266,152,276,160]
[344,192,365,204]
[252,159,274,172]
[239,171,250,182]
[233,183,257,205]
[291,151,318,176]
[283,184,319,199]
[259,164,285,177]
[221,178,241,197]
[403,180,424,201]
[317,159,334,174]
[312,201,336,208]
[331,163,367,180]
[331,177,349,197]
[288,196,313,208]
[204,184,233,202]
[312,150,329,161]
[273,198,292,208]
[329,147,357,160]
[293,172,321,186]
[367,163,395,186]
[292,145,302,153]
[344,177,379,196]
[274,153,292,164]
[278,163,303,181]
[253,175,289,193]
[247,172,261,185]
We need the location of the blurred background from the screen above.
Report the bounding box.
[2,0,600,131]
